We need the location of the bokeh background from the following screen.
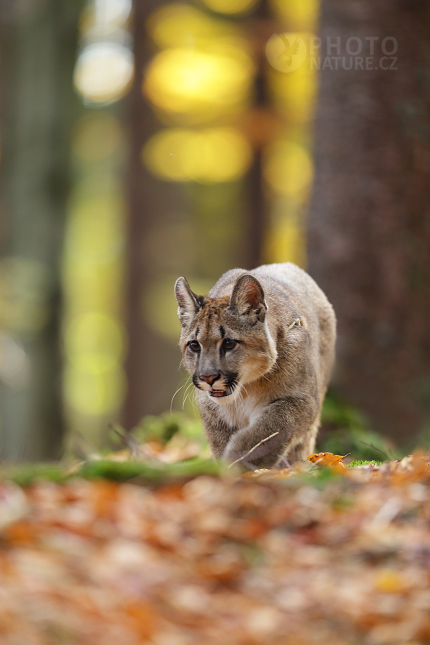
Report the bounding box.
[1,0,430,461]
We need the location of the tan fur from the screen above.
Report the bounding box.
[175,263,336,469]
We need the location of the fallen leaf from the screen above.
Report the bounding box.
[307,452,347,467]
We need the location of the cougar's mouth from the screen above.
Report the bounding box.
[193,372,238,398]
[209,388,228,398]
[209,377,239,399]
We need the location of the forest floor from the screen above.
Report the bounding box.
[0,426,429,645]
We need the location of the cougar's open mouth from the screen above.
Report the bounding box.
[208,374,239,399]
[209,389,228,398]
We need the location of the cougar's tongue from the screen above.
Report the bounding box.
[211,389,225,397]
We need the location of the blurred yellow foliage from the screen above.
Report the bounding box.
[65,194,125,263]
[63,111,128,429]
[263,140,313,196]
[268,65,318,124]
[147,3,238,49]
[64,363,127,416]
[63,258,124,315]
[199,0,258,15]
[64,312,125,371]
[143,47,254,123]
[269,0,319,31]
[264,215,306,267]
[143,127,253,183]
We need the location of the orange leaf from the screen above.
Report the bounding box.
[124,601,159,638]
[374,569,408,594]
[307,452,346,467]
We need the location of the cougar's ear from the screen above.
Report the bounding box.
[228,274,267,322]
[174,277,205,327]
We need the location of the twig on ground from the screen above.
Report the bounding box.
[359,441,390,461]
[276,455,291,469]
[113,427,139,452]
[110,424,152,459]
[71,432,93,462]
[227,432,280,469]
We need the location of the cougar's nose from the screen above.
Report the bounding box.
[199,373,220,385]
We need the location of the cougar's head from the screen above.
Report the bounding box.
[174,274,278,402]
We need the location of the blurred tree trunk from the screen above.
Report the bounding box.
[308,0,430,445]
[123,0,189,429]
[246,1,271,270]
[0,1,83,460]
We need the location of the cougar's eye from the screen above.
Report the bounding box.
[222,338,236,351]
[188,340,200,352]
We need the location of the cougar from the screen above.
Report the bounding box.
[175,263,336,469]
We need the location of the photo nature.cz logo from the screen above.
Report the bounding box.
[266,33,398,73]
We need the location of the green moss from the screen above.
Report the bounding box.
[347,460,382,468]
[76,456,222,483]
[0,456,223,487]
[77,460,165,482]
[0,463,68,487]
[70,456,222,483]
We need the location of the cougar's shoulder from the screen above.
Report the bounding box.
[253,263,336,399]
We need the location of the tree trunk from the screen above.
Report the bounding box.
[123,0,189,429]
[0,1,83,460]
[307,0,430,445]
[123,0,258,429]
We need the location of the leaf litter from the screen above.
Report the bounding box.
[0,440,429,645]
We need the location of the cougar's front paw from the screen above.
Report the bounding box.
[222,434,247,465]
[223,430,280,470]
[222,434,261,469]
